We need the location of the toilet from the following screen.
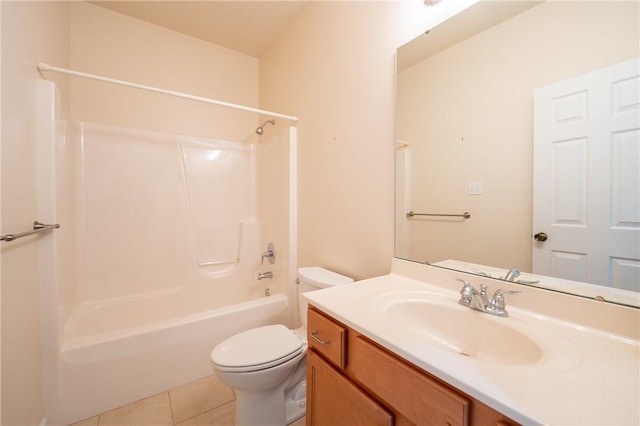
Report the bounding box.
[210,267,353,426]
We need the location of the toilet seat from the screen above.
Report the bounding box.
[211,324,305,373]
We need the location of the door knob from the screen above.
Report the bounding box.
[533,232,548,241]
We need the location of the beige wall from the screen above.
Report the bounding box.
[397,1,639,271]
[259,1,472,280]
[1,2,70,424]
[70,2,260,142]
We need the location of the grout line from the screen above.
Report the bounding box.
[166,391,176,426]
[173,400,236,426]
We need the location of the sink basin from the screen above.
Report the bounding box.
[376,292,543,365]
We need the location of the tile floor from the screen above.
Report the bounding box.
[69,374,306,426]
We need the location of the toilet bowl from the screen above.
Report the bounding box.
[210,267,353,426]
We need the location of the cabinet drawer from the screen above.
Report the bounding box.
[307,307,347,369]
[351,335,470,426]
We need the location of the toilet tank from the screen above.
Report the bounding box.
[297,267,353,328]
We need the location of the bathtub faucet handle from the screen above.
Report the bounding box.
[260,243,276,265]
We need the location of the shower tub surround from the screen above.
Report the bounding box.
[36,81,297,425]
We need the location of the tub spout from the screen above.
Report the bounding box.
[257,271,273,280]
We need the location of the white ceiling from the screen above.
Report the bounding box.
[89,1,308,57]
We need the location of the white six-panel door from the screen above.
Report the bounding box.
[533,58,640,292]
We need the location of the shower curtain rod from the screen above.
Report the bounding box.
[37,62,299,122]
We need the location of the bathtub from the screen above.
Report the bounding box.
[54,292,289,425]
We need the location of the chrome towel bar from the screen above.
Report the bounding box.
[1,221,60,242]
[406,211,471,219]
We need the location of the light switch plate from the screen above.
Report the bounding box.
[468,182,482,195]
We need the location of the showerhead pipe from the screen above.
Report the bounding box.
[255,119,276,135]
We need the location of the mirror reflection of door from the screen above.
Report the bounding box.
[396,1,640,305]
[532,58,640,292]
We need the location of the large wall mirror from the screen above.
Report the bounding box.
[395,0,639,307]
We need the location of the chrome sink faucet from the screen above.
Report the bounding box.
[453,276,520,317]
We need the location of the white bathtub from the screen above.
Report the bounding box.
[53,292,289,425]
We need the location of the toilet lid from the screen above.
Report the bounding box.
[211,325,305,372]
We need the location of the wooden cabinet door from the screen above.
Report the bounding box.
[307,350,393,426]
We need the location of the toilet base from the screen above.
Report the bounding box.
[233,369,306,425]
[235,388,284,426]
[235,383,306,426]
[285,380,306,424]
[285,401,305,425]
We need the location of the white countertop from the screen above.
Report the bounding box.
[304,260,640,425]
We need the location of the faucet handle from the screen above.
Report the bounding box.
[452,275,472,287]
[260,243,276,265]
[489,289,521,317]
[494,289,521,297]
[452,275,477,306]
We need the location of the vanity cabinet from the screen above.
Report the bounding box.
[306,306,520,426]
[307,351,394,426]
